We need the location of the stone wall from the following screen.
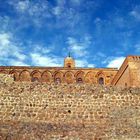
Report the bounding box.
[112,56,140,87]
[0,74,140,140]
[129,56,140,87]
[114,66,130,87]
[0,66,118,85]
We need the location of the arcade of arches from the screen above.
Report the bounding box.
[0,69,117,85]
[0,56,117,85]
[0,55,140,87]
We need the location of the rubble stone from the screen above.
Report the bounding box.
[0,74,140,139]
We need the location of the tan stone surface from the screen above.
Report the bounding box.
[112,56,140,87]
[0,66,118,85]
[0,56,140,87]
[1,55,140,87]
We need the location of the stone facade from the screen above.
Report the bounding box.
[0,55,140,87]
[112,56,140,87]
[0,74,140,139]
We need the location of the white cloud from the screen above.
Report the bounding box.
[13,52,26,61]
[67,36,91,57]
[52,6,63,16]
[66,36,95,67]
[15,0,29,12]
[107,57,125,69]
[30,53,63,67]
[0,32,27,65]
[0,33,10,46]
[32,44,52,54]
[8,0,83,29]
[9,60,29,66]
[87,64,95,68]
[9,0,51,27]
[75,59,95,67]
[11,0,49,16]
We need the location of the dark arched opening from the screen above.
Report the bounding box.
[67,63,71,68]
[99,77,104,85]
[13,75,16,81]
[55,78,61,84]
[77,78,83,83]
[31,77,39,82]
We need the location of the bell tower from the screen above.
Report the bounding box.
[64,52,75,68]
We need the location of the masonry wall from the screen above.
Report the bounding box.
[112,56,140,87]
[0,74,140,140]
[0,66,118,85]
[114,66,130,87]
[128,56,140,87]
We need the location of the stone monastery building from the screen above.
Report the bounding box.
[0,55,140,87]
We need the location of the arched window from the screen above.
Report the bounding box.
[77,78,83,83]
[55,78,61,84]
[99,77,104,85]
[67,63,71,68]
[31,77,39,82]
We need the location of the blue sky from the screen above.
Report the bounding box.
[0,0,140,68]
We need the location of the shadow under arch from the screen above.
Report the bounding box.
[31,70,41,82]
[9,70,19,81]
[75,71,85,83]
[95,70,105,85]
[54,71,63,84]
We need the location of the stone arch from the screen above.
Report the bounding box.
[96,70,104,76]
[96,70,105,85]
[85,71,95,83]
[41,71,52,83]
[31,70,41,82]
[19,70,31,82]
[64,71,75,84]
[9,70,19,81]
[75,71,85,83]
[54,71,63,84]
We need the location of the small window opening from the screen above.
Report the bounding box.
[99,77,104,85]
[77,78,83,83]
[31,77,39,82]
[55,78,61,84]
[13,75,16,81]
[67,63,71,68]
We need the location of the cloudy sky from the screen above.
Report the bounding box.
[0,0,140,68]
